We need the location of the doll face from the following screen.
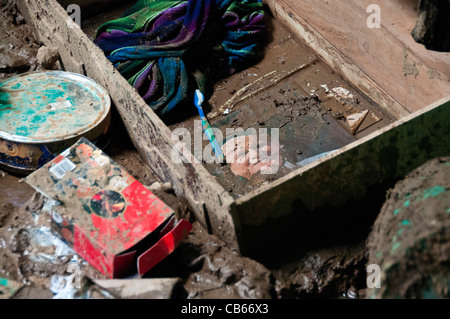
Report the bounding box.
[222,134,281,179]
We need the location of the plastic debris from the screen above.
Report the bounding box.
[51,274,116,299]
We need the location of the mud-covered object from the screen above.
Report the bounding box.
[366,157,450,299]
[411,0,450,52]
[94,0,266,118]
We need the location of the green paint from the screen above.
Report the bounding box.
[376,250,383,258]
[422,186,446,200]
[0,72,108,142]
[397,228,404,235]
[394,209,401,216]
[0,277,8,286]
[401,220,411,226]
[392,242,401,253]
[404,200,410,207]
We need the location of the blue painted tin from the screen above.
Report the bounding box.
[0,71,111,174]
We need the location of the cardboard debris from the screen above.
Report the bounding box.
[25,138,192,278]
[346,110,369,134]
[95,278,184,299]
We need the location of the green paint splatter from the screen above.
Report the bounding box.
[376,251,383,258]
[404,200,410,208]
[392,242,401,253]
[422,186,445,200]
[0,277,8,286]
[402,220,411,226]
[397,229,404,235]
[394,209,401,216]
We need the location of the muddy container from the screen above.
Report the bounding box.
[0,71,111,174]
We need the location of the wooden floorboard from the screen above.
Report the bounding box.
[265,0,450,114]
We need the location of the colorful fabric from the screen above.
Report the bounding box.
[94,0,266,118]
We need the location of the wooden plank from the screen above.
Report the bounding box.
[354,0,450,77]
[17,0,244,252]
[236,96,450,228]
[264,0,450,116]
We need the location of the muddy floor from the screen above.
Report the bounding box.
[366,157,450,299]
[0,2,446,300]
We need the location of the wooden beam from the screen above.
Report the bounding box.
[236,96,450,227]
[355,0,450,76]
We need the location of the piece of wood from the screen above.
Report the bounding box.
[236,96,450,227]
[356,0,450,75]
[264,0,450,116]
[347,110,369,134]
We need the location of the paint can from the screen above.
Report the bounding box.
[0,71,111,174]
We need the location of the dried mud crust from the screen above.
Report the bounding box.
[366,157,450,299]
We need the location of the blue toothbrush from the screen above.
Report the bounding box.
[194,89,224,162]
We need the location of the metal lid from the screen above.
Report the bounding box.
[0,71,110,143]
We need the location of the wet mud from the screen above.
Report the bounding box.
[366,157,450,299]
[0,1,41,81]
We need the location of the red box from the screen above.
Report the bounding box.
[25,138,192,278]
